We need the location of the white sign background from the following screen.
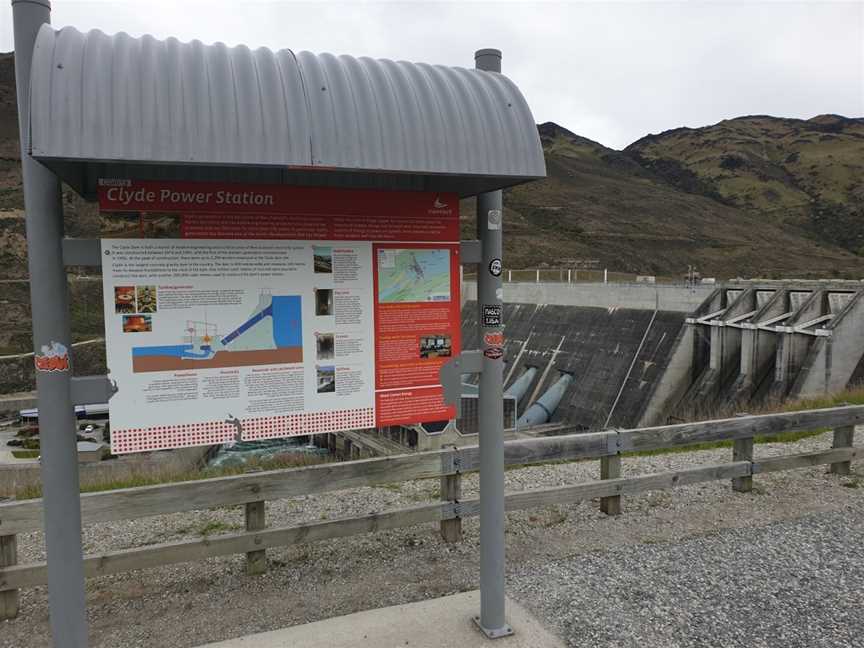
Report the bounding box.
[102,238,375,433]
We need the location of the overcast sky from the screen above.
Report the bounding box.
[2,1,862,149]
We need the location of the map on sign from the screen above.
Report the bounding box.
[377,248,451,303]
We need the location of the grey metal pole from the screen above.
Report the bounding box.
[12,1,90,646]
[473,47,512,640]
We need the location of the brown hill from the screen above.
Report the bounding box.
[474,121,863,278]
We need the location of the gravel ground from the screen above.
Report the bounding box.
[511,503,864,648]
[2,429,863,647]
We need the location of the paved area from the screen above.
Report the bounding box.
[199,591,564,648]
[511,501,864,648]
[0,425,36,466]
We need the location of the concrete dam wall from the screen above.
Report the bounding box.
[462,301,687,430]
[462,281,713,313]
[646,282,864,424]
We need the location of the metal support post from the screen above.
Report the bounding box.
[12,1,90,645]
[472,47,513,641]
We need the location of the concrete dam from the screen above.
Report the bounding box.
[652,282,864,423]
[459,280,864,436]
[461,301,688,430]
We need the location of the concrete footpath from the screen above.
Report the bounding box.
[198,591,565,648]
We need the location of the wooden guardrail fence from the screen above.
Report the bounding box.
[0,405,861,619]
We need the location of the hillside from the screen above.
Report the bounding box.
[626,114,864,255]
[469,121,862,277]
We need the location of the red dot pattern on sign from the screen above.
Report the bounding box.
[111,408,376,454]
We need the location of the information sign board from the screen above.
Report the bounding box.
[99,180,460,453]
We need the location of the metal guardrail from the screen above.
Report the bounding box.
[0,405,861,618]
[462,268,690,285]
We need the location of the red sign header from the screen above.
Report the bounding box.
[98,179,459,241]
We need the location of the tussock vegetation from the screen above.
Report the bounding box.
[630,384,864,457]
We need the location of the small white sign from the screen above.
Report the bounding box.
[487,209,502,230]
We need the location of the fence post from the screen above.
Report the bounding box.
[440,464,463,543]
[535,269,540,283]
[830,425,855,475]
[0,534,18,620]
[599,454,622,515]
[732,438,754,492]
[245,501,267,575]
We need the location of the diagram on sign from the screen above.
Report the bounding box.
[131,291,303,372]
[377,248,451,303]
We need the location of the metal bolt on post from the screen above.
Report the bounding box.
[12,1,90,646]
[473,47,513,641]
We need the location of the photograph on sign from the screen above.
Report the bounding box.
[113,286,135,313]
[99,180,461,453]
[419,334,452,359]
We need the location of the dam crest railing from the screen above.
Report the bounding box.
[1,405,862,619]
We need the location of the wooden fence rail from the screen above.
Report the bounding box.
[0,405,861,617]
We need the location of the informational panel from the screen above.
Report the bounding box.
[99,180,460,453]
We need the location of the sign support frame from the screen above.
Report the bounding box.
[472,47,513,640]
[12,0,90,646]
[12,0,529,637]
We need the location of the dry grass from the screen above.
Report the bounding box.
[672,383,864,428]
[630,384,864,457]
[13,451,331,500]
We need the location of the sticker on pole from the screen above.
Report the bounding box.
[34,341,70,372]
[482,305,502,327]
[483,346,504,360]
[489,258,502,277]
[484,331,504,346]
[487,209,502,231]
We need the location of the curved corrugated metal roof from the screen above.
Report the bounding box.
[28,26,545,195]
